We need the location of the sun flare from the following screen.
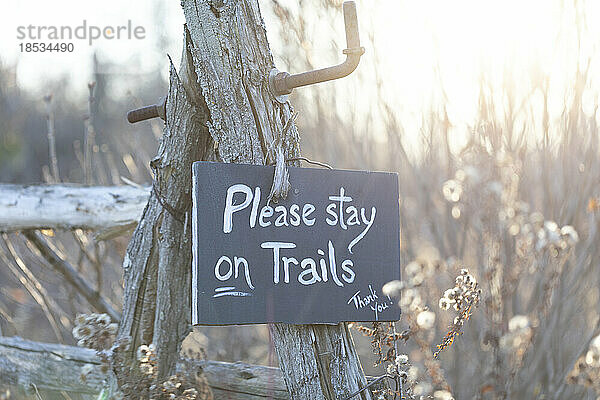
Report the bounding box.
[368,0,600,150]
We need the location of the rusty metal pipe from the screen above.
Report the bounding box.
[126,97,166,124]
[128,2,364,122]
[272,1,365,96]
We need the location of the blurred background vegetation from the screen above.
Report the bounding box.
[1,0,600,398]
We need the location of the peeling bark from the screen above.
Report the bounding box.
[182,0,300,165]
[270,324,371,400]
[116,43,213,381]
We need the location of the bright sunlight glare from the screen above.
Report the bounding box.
[364,0,600,152]
[1,0,598,153]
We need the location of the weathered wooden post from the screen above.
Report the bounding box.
[119,1,400,398]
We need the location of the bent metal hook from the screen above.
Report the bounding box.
[126,1,364,123]
[269,1,365,101]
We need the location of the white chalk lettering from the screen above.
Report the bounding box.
[214,255,254,290]
[319,253,328,282]
[302,204,316,226]
[215,255,233,281]
[234,256,254,289]
[289,204,301,226]
[221,183,324,232]
[258,241,354,287]
[261,241,296,284]
[249,186,261,228]
[346,205,360,226]
[299,258,321,285]
[347,207,376,254]
[347,285,386,320]
[281,257,298,283]
[223,184,253,233]
[370,301,389,320]
[328,187,352,230]
[325,203,338,226]
[328,240,344,287]
[259,205,274,227]
[274,206,289,227]
[325,188,378,252]
[341,259,355,283]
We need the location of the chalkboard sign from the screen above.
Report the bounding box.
[191,162,401,325]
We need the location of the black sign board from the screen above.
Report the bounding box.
[191,161,401,325]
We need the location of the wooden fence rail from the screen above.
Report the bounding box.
[0,336,288,399]
[0,184,148,233]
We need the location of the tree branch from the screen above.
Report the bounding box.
[22,231,121,322]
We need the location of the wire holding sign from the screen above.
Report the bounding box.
[191,161,401,325]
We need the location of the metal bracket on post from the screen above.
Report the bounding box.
[126,1,364,121]
[269,1,365,103]
[126,96,166,124]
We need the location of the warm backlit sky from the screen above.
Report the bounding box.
[0,0,183,94]
[1,0,599,151]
